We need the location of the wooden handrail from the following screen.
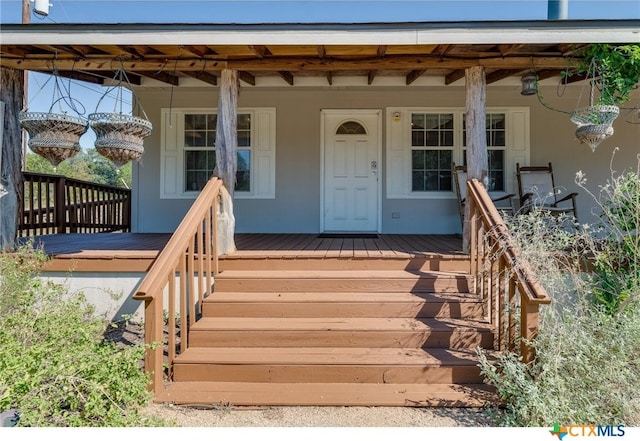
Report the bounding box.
[466,179,550,363]
[133,176,223,396]
[20,172,131,236]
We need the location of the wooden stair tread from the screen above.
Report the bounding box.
[174,347,486,365]
[191,316,492,331]
[204,291,480,303]
[217,269,467,279]
[157,381,497,407]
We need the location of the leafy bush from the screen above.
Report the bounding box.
[0,246,162,427]
[477,167,640,426]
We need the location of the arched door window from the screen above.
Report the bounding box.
[336,120,367,135]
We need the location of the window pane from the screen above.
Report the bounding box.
[412,130,425,147]
[411,148,453,192]
[411,113,425,129]
[412,171,425,191]
[425,114,440,130]
[236,150,251,191]
[237,130,251,147]
[412,149,425,168]
[425,171,439,191]
[185,130,206,147]
[425,150,438,169]
[426,130,439,146]
[441,114,454,129]
[439,150,452,170]
[441,131,453,146]
[439,170,453,192]
[237,114,250,130]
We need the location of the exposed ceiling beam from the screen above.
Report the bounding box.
[0,56,573,73]
[117,45,146,59]
[368,71,376,85]
[278,70,294,85]
[239,71,255,85]
[180,45,218,57]
[181,70,217,86]
[137,71,180,85]
[486,69,525,84]
[249,45,272,58]
[534,69,564,81]
[377,45,387,57]
[445,69,466,85]
[326,71,332,85]
[46,70,104,85]
[498,44,525,56]
[316,45,326,58]
[562,72,589,84]
[406,70,425,85]
[436,44,454,58]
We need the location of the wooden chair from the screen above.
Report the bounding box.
[453,162,515,226]
[516,162,579,223]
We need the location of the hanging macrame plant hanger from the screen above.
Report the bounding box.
[88,64,152,168]
[569,60,619,152]
[18,65,88,167]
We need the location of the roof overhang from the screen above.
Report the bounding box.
[2,20,639,45]
[2,20,638,87]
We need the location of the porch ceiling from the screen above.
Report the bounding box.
[2,20,638,87]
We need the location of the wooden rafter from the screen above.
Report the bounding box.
[534,69,564,81]
[316,46,326,58]
[180,45,218,57]
[326,71,333,85]
[278,71,294,85]
[498,44,525,56]
[367,71,376,85]
[249,45,272,58]
[406,70,425,85]
[377,45,387,57]
[137,71,180,86]
[181,70,218,86]
[485,69,525,84]
[239,71,255,85]
[445,69,465,85]
[47,70,104,85]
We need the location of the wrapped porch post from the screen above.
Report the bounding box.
[214,69,239,255]
[0,67,25,251]
[463,66,488,253]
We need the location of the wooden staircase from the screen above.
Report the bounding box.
[160,255,497,407]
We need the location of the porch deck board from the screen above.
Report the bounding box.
[21,233,464,272]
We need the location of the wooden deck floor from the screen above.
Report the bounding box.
[21,233,464,272]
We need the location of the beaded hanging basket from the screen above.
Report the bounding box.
[18,111,88,166]
[570,105,620,126]
[88,113,153,168]
[575,123,615,152]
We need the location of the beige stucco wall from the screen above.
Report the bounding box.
[133,84,639,234]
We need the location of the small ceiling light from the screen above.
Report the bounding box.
[521,74,538,96]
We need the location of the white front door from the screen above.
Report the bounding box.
[322,110,381,232]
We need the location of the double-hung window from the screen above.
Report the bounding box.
[386,107,529,199]
[161,107,276,199]
[411,113,454,192]
[463,113,507,192]
[183,113,251,192]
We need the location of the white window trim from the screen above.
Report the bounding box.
[386,107,530,200]
[160,107,276,200]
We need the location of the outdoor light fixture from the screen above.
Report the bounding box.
[521,74,538,96]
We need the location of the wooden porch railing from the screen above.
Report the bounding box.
[466,179,551,363]
[133,176,223,396]
[20,172,131,236]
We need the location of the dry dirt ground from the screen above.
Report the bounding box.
[107,322,498,427]
[143,404,496,427]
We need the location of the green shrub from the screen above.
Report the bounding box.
[477,168,640,426]
[0,246,162,427]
